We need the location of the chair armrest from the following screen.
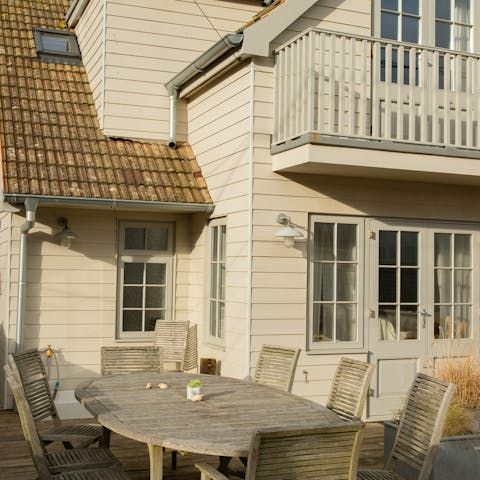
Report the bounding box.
[195,463,230,480]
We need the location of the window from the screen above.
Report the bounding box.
[435,0,472,51]
[33,28,82,65]
[308,216,364,350]
[208,220,226,342]
[376,0,479,52]
[117,222,173,338]
[434,232,472,338]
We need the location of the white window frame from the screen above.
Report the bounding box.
[116,221,174,339]
[206,218,226,347]
[307,215,365,353]
[373,0,480,52]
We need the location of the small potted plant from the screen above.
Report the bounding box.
[186,379,202,400]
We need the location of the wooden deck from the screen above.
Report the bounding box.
[0,409,384,479]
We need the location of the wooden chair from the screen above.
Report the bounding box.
[8,349,106,449]
[253,344,300,392]
[51,469,131,480]
[326,357,375,420]
[153,320,198,372]
[197,421,364,480]
[101,345,163,376]
[358,373,456,480]
[4,365,121,479]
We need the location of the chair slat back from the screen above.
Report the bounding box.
[4,364,51,480]
[183,324,198,371]
[326,357,375,420]
[101,346,163,376]
[246,421,364,480]
[9,349,58,422]
[253,345,300,392]
[387,373,455,480]
[153,320,189,371]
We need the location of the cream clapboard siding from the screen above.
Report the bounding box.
[75,0,105,126]
[247,0,480,405]
[245,0,373,405]
[0,213,12,405]
[98,0,263,142]
[271,0,371,50]
[188,62,253,379]
[4,208,199,391]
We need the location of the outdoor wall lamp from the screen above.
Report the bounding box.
[275,213,303,248]
[54,217,78,248]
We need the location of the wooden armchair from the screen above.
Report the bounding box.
[326,357,375,420]
[253,344,300,392]
[197,421,364,480]
[51,469,131,480]
[358,373,455,480]
[4,365,122,479]
[101,346,163,376]
[153,320,198,372]
[8,349,106,448]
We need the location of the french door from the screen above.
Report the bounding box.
[367,219,479,419]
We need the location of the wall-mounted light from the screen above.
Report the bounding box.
[54,217,78,248]
[274,213,303,248]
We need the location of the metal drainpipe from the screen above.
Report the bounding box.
[15,198,38,352]
[168,88,178,148]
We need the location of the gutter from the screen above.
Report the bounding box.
[4,194,214,213]
[165,33,244,148]
[66,0,91,27]
[16,198,38,353]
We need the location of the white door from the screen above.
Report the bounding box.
[367,219,479,419]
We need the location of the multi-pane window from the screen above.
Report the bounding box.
[435,0,472,51]
[434,233,472,338]
[310,220,360,343]
[378,230,419,340]
[380,0,421,85]
[118,223,172,338]
[209,223,226,340]
[381,0,420,43]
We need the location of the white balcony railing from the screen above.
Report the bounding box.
[273,28,480,151]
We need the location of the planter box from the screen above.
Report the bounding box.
[384,422,480,480]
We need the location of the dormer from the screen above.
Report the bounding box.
[66,0,265,143]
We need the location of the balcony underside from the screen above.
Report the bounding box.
[272,133,480,185]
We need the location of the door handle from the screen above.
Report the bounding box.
[419,308,431,328]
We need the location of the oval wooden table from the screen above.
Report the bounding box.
[75,371,342,480]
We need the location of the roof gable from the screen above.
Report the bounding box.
[0,0,212,207]
[241,0,320,56]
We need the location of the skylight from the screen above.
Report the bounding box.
[33,28,81,65]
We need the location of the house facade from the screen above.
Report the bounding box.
[1,0,479,420]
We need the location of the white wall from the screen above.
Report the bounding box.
[76,0,263,142]
[188,62,253,378]
[0,212,12,406]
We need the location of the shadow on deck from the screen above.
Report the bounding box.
[0,409,384,479]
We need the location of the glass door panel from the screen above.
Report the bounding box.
[378,230,419,340]
[434,232,472,339]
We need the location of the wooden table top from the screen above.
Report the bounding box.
[75,371,341,457]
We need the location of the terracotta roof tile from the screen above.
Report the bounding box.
[0,0,212,206]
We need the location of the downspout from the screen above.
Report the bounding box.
[15,198,38,353]
[246,60,255,379]
[166,33,244,148]
[169,89,178,148]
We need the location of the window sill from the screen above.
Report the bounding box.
[306,343,367,355]
[115,337,154,343]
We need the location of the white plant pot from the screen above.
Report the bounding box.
[187,386,202,400]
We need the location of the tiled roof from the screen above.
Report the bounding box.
[0,0,212,205]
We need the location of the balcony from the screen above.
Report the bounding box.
[272,29,480,184]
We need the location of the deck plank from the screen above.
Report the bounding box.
[0,409,384,479]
